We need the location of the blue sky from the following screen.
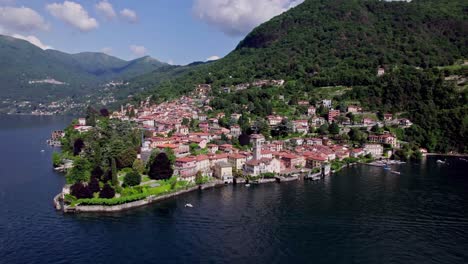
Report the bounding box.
[0,0,303,65]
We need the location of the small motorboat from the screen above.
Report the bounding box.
[245,184,251,187]
[391,171,401,175]
[40,150,45,152]
[436,160,446,164]
[185,203,193,208]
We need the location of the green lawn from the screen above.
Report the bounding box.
[69,178,194,207]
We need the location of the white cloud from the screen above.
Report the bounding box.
[206,55,220,61]
[101,47,112,54]
[193,0,303,36]
[12,34,52,50]
[120,8,138,23]
[130,45,147,57]
[95,0,116,20]
[46,1,98,32]
[0,6,49,32]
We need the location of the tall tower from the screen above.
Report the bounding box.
[250,134,265,160]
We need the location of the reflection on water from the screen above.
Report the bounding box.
[1,115,467,264]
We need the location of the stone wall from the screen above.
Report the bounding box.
[64,186,200,213]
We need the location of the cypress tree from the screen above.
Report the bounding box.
[111,157,118,186]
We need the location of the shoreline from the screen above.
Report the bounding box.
[54,160,423,214]
[425,153,468,157]
[55,175,306,214]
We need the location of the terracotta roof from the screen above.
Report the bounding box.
[176,157,196,163]
[229,154,246,159]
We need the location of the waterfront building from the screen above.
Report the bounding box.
[364,144,384,158]
[214,162,234,183]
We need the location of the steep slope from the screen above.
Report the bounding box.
[133,0,467,100]
[219,0,467,85]
[127,0,467,153]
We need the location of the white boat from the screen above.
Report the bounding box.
[391,171,401,175]
[40,150,45,152]
[245,184,251,187]
[436,160,446,164]
[185,203,193,208]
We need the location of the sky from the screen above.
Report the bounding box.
[0,0,304,65]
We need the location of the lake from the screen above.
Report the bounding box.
[1,115,467,264]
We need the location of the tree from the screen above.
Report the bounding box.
[318,124,329,135]
[348,128,366,143]
[85,106,98,126]
[274,119,292,138]
[132,159,145,174]
[148,153,174,180]
[99,183,115,198]
[371,124,383,134]
[71,182,93,199]
[195,171,204,185]
[329,122,340,135]
[123,170,141,187]
[73,138,85,156]
[115,148,137,169]
[88,177,100,193]
[100,108,110,117]
[111,157,118,186]
[52,152,61,167]
[66,157,91,184]
[182,118,190,126]
[91,166,104,180]
[221,133,229,142]
[165,148,176,165]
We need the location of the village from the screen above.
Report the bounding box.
[65,80,420,185]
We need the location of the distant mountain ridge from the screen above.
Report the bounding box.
[0,34,167,102]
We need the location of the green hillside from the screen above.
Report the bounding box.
[131,0,466,101]
[0,35,167,102]
[128,0,467,153]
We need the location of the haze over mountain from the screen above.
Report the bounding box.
[0,34,167,102]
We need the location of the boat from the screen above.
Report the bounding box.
[383,164,390,170]
[391,171,401,175]
[185,203,193,208]
[245,184,251,187]
[40,150,45,152]
[436,160,446,164]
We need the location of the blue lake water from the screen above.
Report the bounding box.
[1,115,467,264]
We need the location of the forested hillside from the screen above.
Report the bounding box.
[131,0,467,102]
[129,0,467,153]
[0,35,166,102]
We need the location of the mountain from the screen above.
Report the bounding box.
[128,0,466,153]
[129,0,466,101]
[0,35,167,103]
[215,0,466,85]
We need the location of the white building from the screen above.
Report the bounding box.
[364,144,384,158]
[322,99,332,108]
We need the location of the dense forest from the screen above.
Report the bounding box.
[130,0,467,103]
[341,66,467,153]
[124,0,468,152]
